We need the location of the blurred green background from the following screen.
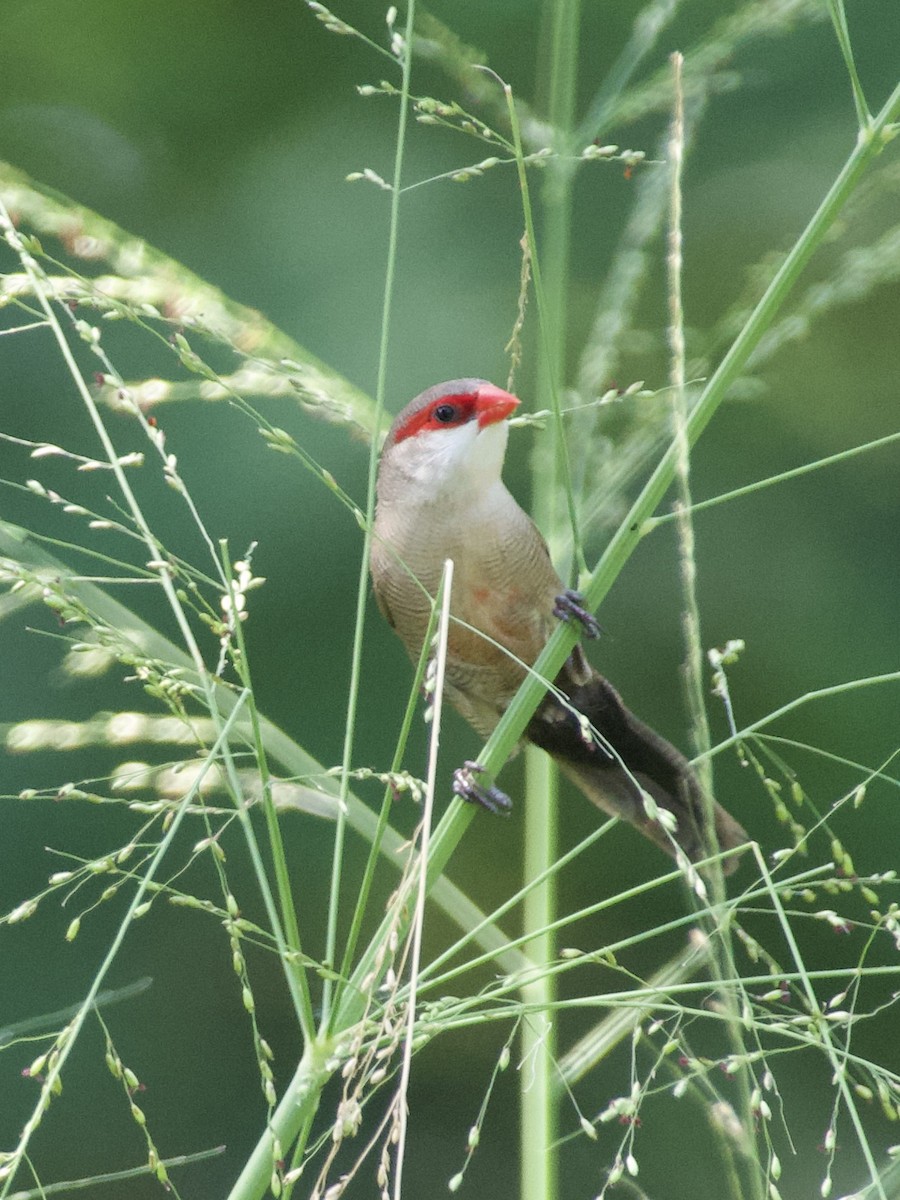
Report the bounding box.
[1,2,899,1198]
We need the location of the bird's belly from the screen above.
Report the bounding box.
[373,510,560,731]
[441,572,556,734]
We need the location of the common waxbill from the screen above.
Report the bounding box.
[371,378,747,872]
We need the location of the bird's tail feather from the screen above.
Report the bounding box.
[526,658,748,873]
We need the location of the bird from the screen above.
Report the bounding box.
[370,378,747,873]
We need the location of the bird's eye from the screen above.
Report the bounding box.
[433,403,456,423]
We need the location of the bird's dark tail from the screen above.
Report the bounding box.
[525,652,748,873]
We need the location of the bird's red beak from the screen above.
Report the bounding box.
[474,384,521,429]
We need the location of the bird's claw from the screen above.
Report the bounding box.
[452,761,512,815]
[553,589,602,639]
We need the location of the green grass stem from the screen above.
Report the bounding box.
[321,0,417,1029]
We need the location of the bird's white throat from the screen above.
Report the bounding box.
[392,419,510,498]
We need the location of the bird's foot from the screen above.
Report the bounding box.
[553,589,602,639]
[452,761,512,815]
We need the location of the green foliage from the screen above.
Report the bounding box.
[1,3,899,1199]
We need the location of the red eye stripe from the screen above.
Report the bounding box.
[386,381,520,448]
[391,392,479,444]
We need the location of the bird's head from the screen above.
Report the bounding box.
[379,379,521,496]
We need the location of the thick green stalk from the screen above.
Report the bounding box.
[520,750,559,1200]
[227,1042,333,1200]
[518,4,581,1197]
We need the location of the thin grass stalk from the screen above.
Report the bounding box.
[415,817,615,994]
[392,560,453,1199]
[331,681,900,1033]
[645,428,900,527]
[0,204,207,693]
[219,539,317,1043]
[12,240,318,1041]
[336,589,442,989]
[556,942,710,1086]
[504,89,584,581]
[428,876,748,1013]
[752,846,889,1200]
[695,670,900,767]
[666,53,711,779]
[0,979,153,1048]
[321,0,417,1027]
[524,0,581,595]
[421,955,900,1035]
[5,1147,226,1199]
[666,53,762,1200]
[827,0,871,127]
